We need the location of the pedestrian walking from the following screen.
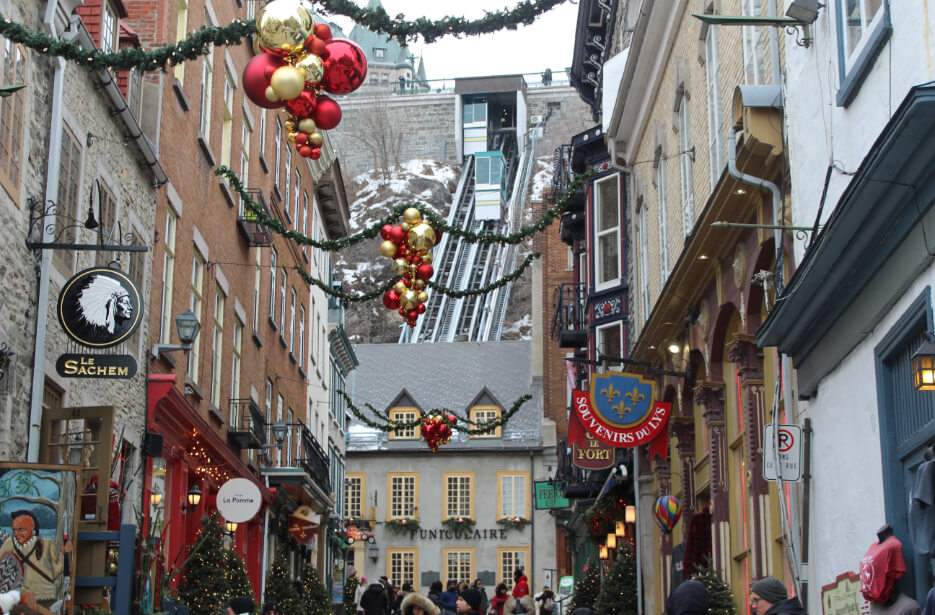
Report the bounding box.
[665,580,708,615]
[473,579,489,615]
[361,579,390,615]
[401,592,441,615]
[428,581,444,607]
[228,596,255,615]
[440,580,459,615]
[535,587,555,615]
[458,589,484,615]
[263,599,282,615]
[750,577,807,615]
[490,583,509,615]
[356,576,369,614]
[511,570,529,599]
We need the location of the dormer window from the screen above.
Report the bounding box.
[374,48,386,59]
[102,1,119,52]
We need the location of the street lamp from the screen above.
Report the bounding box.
[183,484,202,510]
[261,420,289,449]
[615,521,626,538]
[785,0,823,23]
[367,542,380,563]
[225,520,238,535]
[912,334,935,390]
[151,311,202,360]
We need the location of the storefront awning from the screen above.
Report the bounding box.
[757,84,935,393]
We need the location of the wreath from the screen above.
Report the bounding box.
[441,517,476,534]
[385,518,420,535]
[496,516,530,532]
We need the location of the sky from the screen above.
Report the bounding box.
[327,0,578,82]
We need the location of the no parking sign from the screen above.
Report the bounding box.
[763,424,803,482]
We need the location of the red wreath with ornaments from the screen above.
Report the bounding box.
[243,0,367,160]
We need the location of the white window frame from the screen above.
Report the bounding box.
[101,1,119,53]
[678,95,694,237]
[838,0,886,72]
[656,158,670,282]
[221,71,234,168]
[189,250,206,384]
[231,316,243,404]
[638,205,650,323]
[596,321,623,373]
[274,117,282,189]
[279,269,287,333]
[159,209,177,344]
[705,24,723,189]
[740,0,768,85]
[298,305,306,369]
[210,288,225,408]
[289,288,296,353]
[199,51,214,140]
[268,247,277,322]
[293,168,301,226]
[173,0,189,83]
[593,174,621,291]
[284,147,292,218]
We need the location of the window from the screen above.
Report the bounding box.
[741,0,769,84]
[210,288,225,407]
[54,126,82,272]
[498,549,529,591]
[269,248,277,322]
[298,305,306,368]
[259,110,267,159]
[656,158,670,282]
[274,117,282,189]
[231,316,243,402]
[469,407,501,438]
[464,97,487,124]
[374,48,386,59]
[284,147,292,215]
[199,50,214,140]
[293,169,301,225]
[160,209,177,343]
[596,322,623,373]
[497,472,528,519]
[0,39,26,199]
[594,175,620,289]
[265,378,273,423]
[221,71,234,168]
[276,393,284,463]
[128,230,145,352]
[835,0,889,105]
[174,0,189,83]
[302,192,309,260]
[253,248,261,333]
[345,473,365,518]
[94,182,118,266]
[289,288,296,353]
[443,548,474,585]
[704,26,724,191]
[388,549,417,589]
[389,408,420,439]
[638,205,650,322]
[678,96,694,236]
[475,156,502,186]
[310,297,317,365]
[101,1,119,53]
[279,269,287,332]
[444,473,473,519]
[188,250,206,384]
[387,473,418,519]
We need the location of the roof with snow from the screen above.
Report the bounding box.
[348,0,416,69]
[346,340,542,452]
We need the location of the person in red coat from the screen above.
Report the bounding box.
[511,569,529,599]
[490,584,508,615]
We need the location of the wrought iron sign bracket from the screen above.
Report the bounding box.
[25,196,148,253]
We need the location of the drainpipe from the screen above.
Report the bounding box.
[28,6,68,463]
[529,450,535,592]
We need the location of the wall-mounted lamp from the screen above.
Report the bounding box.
[599,545,609,560]
[692,9,819,47]
[667,343,681,354]
[912,333,935,390]
[225,520,238,536]
[261,420,289,449]
[151,311,202,360]
[625,505,636,524]
[183,484,202,511]
[785,0,823,23]
[615,520,627,538]
[606,533,617,549]
[367,542,380,563]
[151,491,163,507]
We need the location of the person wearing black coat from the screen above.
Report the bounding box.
[750,577,808,615]
[428,581,444,608]
[665,580,708,615]
[361,582,390,615]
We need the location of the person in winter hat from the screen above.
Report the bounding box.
[511,569,529,599]
[361,580,390,615]
[750,577,807,615]
[401,592,441,615]
[428,581,444,607]
[439,580,459,615]
[263,599,283,615]
[356,577,369,614]
[457,589,484,615]
[228,596,256,615]
[490,583,509,615]
[665,580,709,615]
[472,579,489,615]
[535,587,556,615]
[503,595,535,615]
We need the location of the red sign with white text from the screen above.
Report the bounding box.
[572,390,670,448]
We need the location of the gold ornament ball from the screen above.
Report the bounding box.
[408,223,436,251]
[422,252,433,264]
[295,53,324,84]
[418,291,429,304]
[256,0,316,58]
[394,281,407,294]
[308,131,324,146]
[298,117,317,133]
[379,240,397,258]
[252,36,263,56]
[413,279,426,290]
[401,222,410,232]
[392,258,409,275]
[402,290,420,310]
[403,207,422,225]
[270,65,306,101]
[264,86,280,103]
[287,131,298,143]
[284,119,296,131]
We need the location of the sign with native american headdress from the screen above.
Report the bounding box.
[57,268,142,349]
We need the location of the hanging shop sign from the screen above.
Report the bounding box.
[572,431,615,470]
[56,353,137,379]
[288,505,320,546]
[821,571,870,615]
[534,481,570,509]
[57,267,143,348]
[571,371,670,450]
[217,478,262,523]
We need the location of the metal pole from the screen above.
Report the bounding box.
[634,452,643,615]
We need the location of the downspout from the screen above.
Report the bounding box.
[28,6,68,462]
[529,450,535,592]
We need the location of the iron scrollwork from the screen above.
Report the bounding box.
[25,196,148,253]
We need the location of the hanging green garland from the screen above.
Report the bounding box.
[1,0,568,71]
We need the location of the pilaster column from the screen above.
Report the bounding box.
[695,380,727,577]
[671,415,696,520]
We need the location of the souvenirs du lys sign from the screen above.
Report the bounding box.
[55,267,142,379]
[571,371,670,456]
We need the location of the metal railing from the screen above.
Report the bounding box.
[227,398,266,448]
[238,188,273,246]
[262,421,331,494]
[551,282,588,342]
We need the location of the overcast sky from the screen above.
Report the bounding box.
[327,0,578,83]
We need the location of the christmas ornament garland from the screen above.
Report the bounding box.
[379,208,438,328]
[244,0,366,160]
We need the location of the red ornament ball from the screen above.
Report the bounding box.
[388,225,406,245]
[417,303,426,314]
[321,38,368,95]
[314,23,333,41]
[312,94,343,130]
[306,37,329,59]
[416,263,434,281]
[243,53,286,109]
[295,133,308,146]
[297,145,313,158]
[381,224,393,240]
[284,89,317,118]
[310,147,322,160]
[383,290,401,310]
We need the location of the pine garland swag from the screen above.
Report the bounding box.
[568,562,600,612]
[692,559,736,615]
[496,516,530,532]
[386,518,420,534]
[441,516,476,534]
[593,540,638,615]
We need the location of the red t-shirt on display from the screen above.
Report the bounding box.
[860,536,907,602]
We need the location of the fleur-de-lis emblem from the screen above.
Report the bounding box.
[601,384,621,404]
[625,387,645,405]
[612,400,627,419]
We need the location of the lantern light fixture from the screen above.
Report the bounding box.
[616,520,627,538]
[225,520,238,535]
[606,533,617,549]
[912,333,935,391]
[183,484,202,510]
[625,504,636,524]
[599,545,609,560]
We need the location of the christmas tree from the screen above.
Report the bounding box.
[265,547,304,615]
[693,559,736,615]
[302,565,332,615]
[226,548,256,610]
[178,513,229,615]
[569,561,601,611]
[344,573,360,615]
[593,541,638,615]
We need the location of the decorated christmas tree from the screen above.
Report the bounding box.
[178,513,229,614]
[344,573,360,615]
[569,561,601,611]
[303,565,332,615]
[265,547,304,615]
[594,541,638,615]
[226,548,256,609]
[693,559,736,615]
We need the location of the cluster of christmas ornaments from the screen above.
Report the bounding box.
[243,0,367,160]
[380,207,439,328]
[421,413,456,452]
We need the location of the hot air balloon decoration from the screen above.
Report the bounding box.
[653,495,682,534]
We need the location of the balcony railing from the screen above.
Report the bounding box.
[551,282,588,347]
[262,421,331,494]
[227,398,266,449]
[238,188,273,247]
